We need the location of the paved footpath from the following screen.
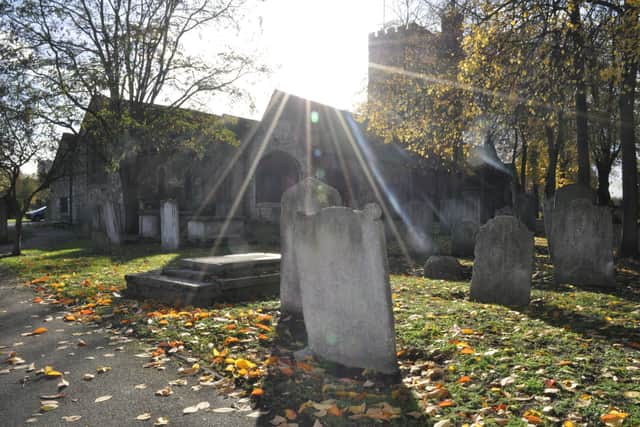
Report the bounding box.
[0,226,258,427]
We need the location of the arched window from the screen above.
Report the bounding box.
[255,151,300,203]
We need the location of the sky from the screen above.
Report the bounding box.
[208,0,387,118]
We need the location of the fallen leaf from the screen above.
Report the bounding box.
[285,409,297,420]
[61,415,82,422]
[136,413,152,420]
[251,388,264,397]
[94,395,112,403]
[212,407,235,413]
[600,409,628,427]
[83,373,95,381]
[41,401,59,411]
[438,399,455,408]
[31,327,48,335]
[44,366,63,378]
[154,416,169,426]
[40,393,65,399]
[155,386,173,397]
[134,384,147,389]
[57,378,69,389]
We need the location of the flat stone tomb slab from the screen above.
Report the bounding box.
[178,253,280,276]
[125,252,281,307]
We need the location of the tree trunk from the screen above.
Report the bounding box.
[619,56,638,257]
[520,130,528,191]
[544,118,564,199]
[0,197,8,244]
[570,0,591,186]
[596,161,612,206]
[12,215,22,256]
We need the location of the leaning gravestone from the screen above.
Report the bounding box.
[451,220,479,257]
[406,200,434,254]
[551,199,615,287]
[293,204,398,374]
[280,178,342,316]
[470,216,534,306]
[161,199,180,250]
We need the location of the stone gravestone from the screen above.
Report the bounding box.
[551,199,615,287]
[406,200,434,254]
[470,216,534,306]
[102,200,121,245]
[546,184,595,254]
[451,220,479,257]
[514,193,537,232]
[293,204,398,374]
[280,178,342,316]
[423,256,464,281]
[160,200,180,250]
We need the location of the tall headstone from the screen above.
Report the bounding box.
[280,178,342,316]
[551,199,615,287]
[406,200,434,254]
[546,184,595,254]
[451,220,479,257]
[514,193,537,232]
[139,214,160,239]
[470,216,534,306]
[103,200,121,245]
[161,200,180,250]
[293,204,398,374]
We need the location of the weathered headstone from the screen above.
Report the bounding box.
[546,184,595,254]
[293,204,397,374]
[451,220,479,257]
[423,256,464,281]
[103,200,121,245]
[139,214,160,239]
[551,199,615,287]
[514,193,537,232]
[160,199,179,250]
[406,200,434,254]
[280,178,342,316]
[553,183,595,208]
[470,216,534,306]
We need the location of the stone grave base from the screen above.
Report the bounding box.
[125,252,280,307]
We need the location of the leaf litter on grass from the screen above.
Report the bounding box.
[3,237,640,425]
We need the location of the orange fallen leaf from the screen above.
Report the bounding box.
[258,334,269,340]
[285,409,297,420]
[31,327,48,335]
[461,328,475,335]
[255,323,271,332]
[460,347,474,355]
[279,366,294,377]
[438,399,455,408]
[250,388,264,397]
[224,337,239,346]
[457,375,471,383]
[33,297,43,304]
[327,405,342,417]
[64,314,76,322]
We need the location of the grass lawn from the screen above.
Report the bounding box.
[1,234,639,426]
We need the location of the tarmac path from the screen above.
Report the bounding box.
[0,224,257,427]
